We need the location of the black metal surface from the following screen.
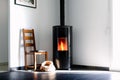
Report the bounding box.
[60,0,65,25]
[53,0,72,70]
[53,26,72,70]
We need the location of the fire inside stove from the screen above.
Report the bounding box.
[57,37,68,51]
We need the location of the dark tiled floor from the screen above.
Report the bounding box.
[0,71,114,80]
[11,65,109,71]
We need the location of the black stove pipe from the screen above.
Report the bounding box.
[60,0,65,26]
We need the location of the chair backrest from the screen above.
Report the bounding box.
[22,29,36,54]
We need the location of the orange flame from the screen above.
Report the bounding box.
[58,38,68,51]
[60,41,64,51]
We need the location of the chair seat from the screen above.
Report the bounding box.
[35,50,47,55]
[37,50,47,52]
[27,50,47,54]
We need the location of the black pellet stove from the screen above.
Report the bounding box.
[53,0,72,70]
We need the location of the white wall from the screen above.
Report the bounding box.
[66,0,111,67]
[110,0,120,71]
[9,0,112,68]
[9,0,59,67]
[0,0,8,63]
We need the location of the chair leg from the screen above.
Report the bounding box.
[45,52,48,61]
[25,54,27,69]
[33,54,35,69]
[34,53,37,70]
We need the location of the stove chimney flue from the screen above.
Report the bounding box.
[60,0,65,26]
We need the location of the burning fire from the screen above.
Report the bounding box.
[58,38,68,51]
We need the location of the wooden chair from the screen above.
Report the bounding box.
[22,29,48,70]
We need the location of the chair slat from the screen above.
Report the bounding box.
[25,43,34,47]
[23,29,33,33]
[25,36,34,40]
